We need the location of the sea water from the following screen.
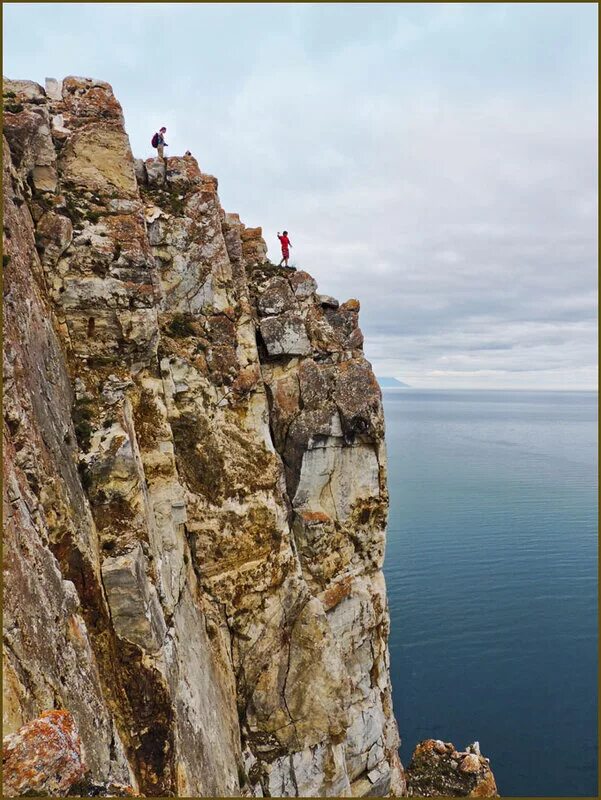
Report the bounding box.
[382,389,598,797]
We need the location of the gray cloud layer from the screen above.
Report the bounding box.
[4,3,598,388]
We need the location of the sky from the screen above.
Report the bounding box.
[4,2,598,389]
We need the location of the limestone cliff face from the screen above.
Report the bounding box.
[2,76,404,797]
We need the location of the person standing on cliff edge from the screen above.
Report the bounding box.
[151,127,168,160]
[277,231,293,268]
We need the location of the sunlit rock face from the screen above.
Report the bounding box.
[2,75,405,797]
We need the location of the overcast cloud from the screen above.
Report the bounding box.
[4,3,598,388]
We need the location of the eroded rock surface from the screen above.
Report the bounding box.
[2,74,497,798]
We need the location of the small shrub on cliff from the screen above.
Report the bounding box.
[171,414,225,499]
[133,390,163,450]
[74,419,93,452]
[143,186,187,216]
[4,102,24,114]
[30,190,53,211]
[166,313,196,338]
[165,193,187,216]
[77,461,93,492]
[63,196,85,225]
[34,232,45,256]
[85,209,102,224]
[72,398,95,452]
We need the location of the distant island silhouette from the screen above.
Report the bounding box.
[377,377,411,388]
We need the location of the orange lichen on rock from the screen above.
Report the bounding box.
[299,510,331,525]
[2,710,86,796]
[321,576,353,611]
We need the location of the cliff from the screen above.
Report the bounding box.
[2,76,498,800]
[2,76,403,797]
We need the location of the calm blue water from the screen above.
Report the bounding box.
[382,389,598,797]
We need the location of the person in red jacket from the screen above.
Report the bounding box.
[277,230,292,268]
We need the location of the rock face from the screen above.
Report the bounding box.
[2,76,403,797]
[3,76,496,798]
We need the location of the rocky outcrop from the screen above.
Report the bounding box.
[405,740,498,797]
[2,75,495,798]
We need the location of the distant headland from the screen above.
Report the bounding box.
[378,377,411,388]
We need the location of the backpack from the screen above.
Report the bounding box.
[151,132,159,148]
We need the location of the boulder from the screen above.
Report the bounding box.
[164,155,203,190]
[145,156,166,186]
[133,157,147,186]
[289,269,318,299]
[257,277,296,316]
[260,311,312,357]
[44,77,63,100]
[101,544,167,653]
[4,78,46,101]
[59,126,138,195]
[2,101,57,191]
[241,225,268,266]
[2,711,86,796]
[317,293,340,309]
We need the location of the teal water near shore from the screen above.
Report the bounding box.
[382,389,598,797]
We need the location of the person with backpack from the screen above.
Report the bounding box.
[151,127,168,159]
[277,231,292,268]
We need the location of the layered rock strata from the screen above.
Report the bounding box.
[3,76,404,797]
